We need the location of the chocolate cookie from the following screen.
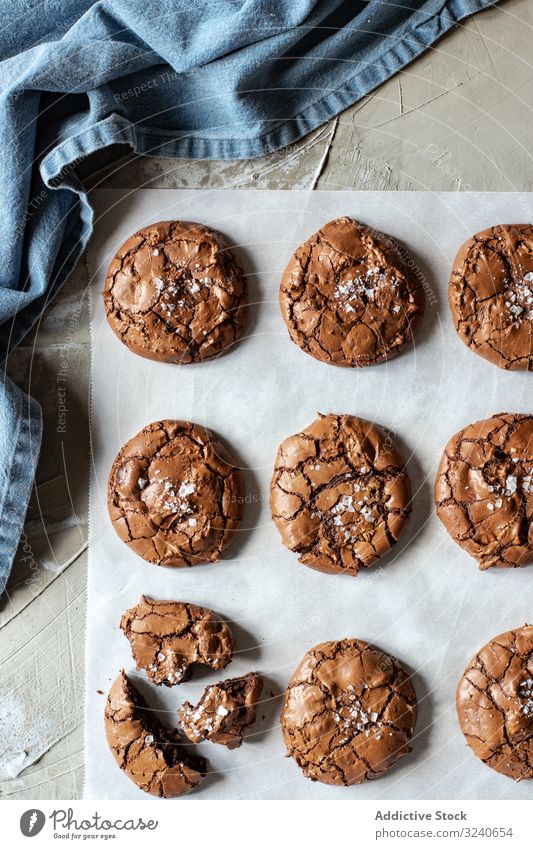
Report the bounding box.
[270,413,411,576]
[435,413,533,570]
[457,625,533,780]
[279,216,424,367]
[120,596,233,686]
[449,225,533,370]
[103,220,247,363]
[281,639,417,786]
[108,420,244,567]
[104,671,207,797]
[178,673,263,749]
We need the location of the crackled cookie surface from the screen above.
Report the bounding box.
[108,420,244,567]
[279,216,424,367]
[178,672,263,749]
[449,224,533,370]
[457,625,533,780]
[103,220,247,363]
[120,596,233,686]
[104,671,207,797]
[435,413,533,570]
[281,639,417,786]
[270,413,411,576]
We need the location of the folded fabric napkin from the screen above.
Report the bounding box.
[0,0,496,592]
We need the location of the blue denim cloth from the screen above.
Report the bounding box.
[0,0,496,591]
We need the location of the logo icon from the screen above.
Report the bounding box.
[20,810,46,837]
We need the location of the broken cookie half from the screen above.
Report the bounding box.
[104,670,207,797]
[120,595,233,686]
[178,673,263,749]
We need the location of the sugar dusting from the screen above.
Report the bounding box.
[505,272,533,323]
[311,469,377,541]
[518,678,533,716]
[152,270,213,307]
[333,685,382,738]
[334,268,397,310]
[156,478,196,518]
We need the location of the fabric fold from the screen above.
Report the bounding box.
[0,375,42,593]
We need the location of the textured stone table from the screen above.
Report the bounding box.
[1,0,532,799]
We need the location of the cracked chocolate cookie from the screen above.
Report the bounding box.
[449,225,533,370]
[435,413,533,570]
[103,220,247,363]
[270,413,411,576]
[178,672,263,749]
[108,420,245,567]
[281,639,417,785]
[120,596,233,686]
[104,670,207,797]
[279,216,424,367]
[457,625,533,780]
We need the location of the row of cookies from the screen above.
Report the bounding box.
[105,606,533,796]
[103,217,533,371]
[108,412,533,575]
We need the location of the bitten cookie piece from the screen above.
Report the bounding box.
[104,671,207,797]
[449,224,533,370]
[103,220,247,363]
[108,420,244,567]
[279,216,424,367]
[281,639,417,786]
[120,596,233,686]
[457,625,533,780]
[178,673,263,749]
[435,413,533,570]
[270,413,411,576]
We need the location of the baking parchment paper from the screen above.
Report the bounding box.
[86,189,533,800]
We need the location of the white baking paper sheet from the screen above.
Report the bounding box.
[86,189,533,800]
